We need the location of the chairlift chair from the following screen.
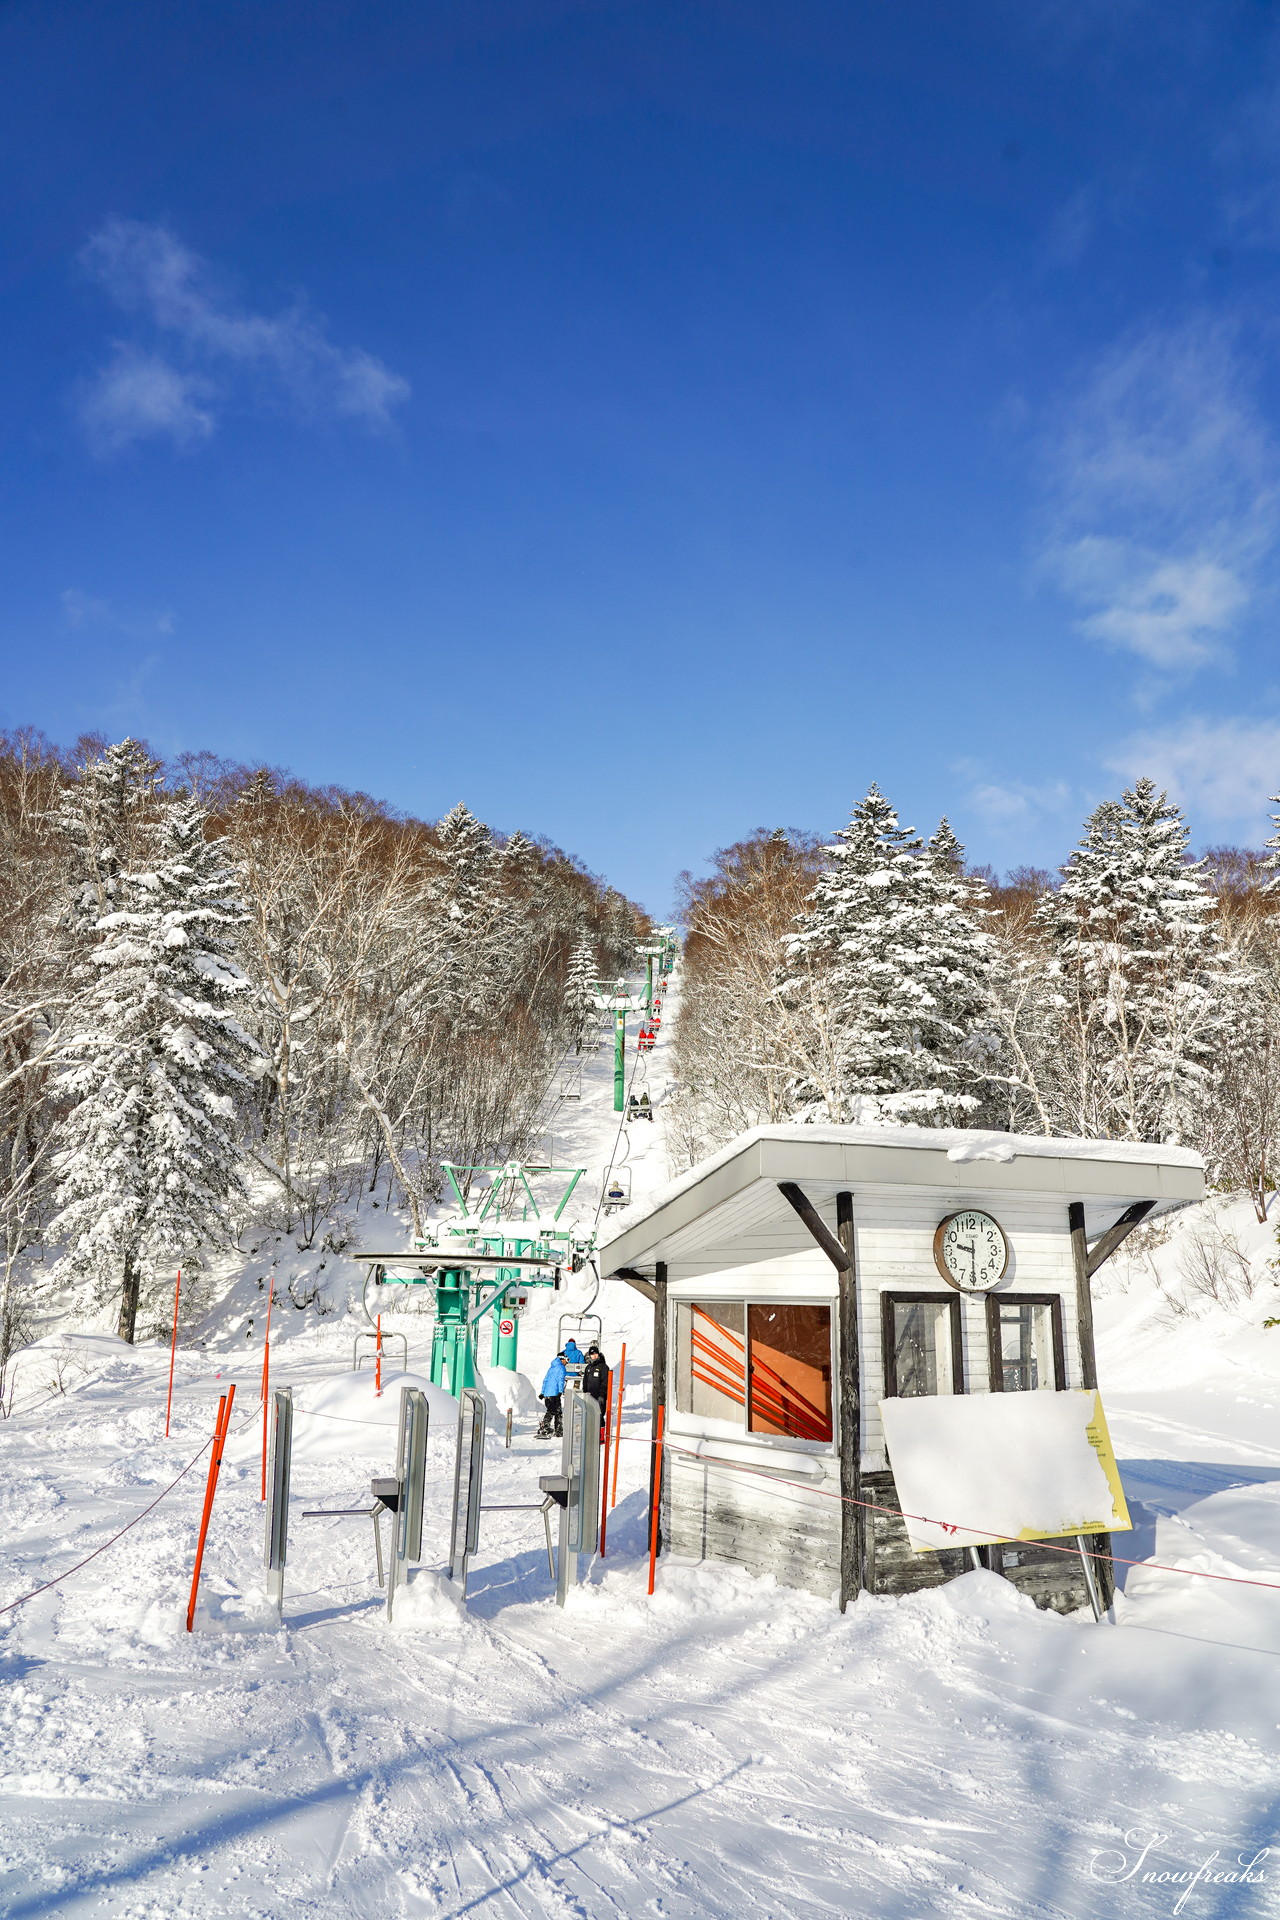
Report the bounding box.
[556,1062,583,1102]
[557,1311,602,1386]
[603,1166,632,1213]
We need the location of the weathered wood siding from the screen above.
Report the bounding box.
[864,1469,1097,1613]
[664,1449,840,1600]
[862,1470,970,1594]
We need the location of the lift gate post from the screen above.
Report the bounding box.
[447,1388,487,1597]
[540,1389,601,1606]
[263,1386,293,1618]
[385,1386,429,1622]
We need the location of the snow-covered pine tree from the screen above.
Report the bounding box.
[1036,777,1225,1143]
[56,736,164,933]
[776,786,992,1122]
[432,802,506,1028]
[1264,793,1280,889]
[914,817,996,1110]
[564,931,600,1053]
[51,780,258,1341]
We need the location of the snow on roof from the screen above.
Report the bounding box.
[599,1122,1204,1267]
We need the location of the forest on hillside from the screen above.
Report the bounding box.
[0,729,645,1379]
[670,782,1280,1232]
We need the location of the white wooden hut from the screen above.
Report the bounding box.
[599,1124,1203,1614]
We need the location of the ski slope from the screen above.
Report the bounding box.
[4,1000,1280,1915]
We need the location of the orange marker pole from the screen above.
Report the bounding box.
[186,1383,237,1632]
[647,1404,664,1597]
[375,1313,383,1397]
[164,1269,181,1438]
[259,1273,275,1502]
[609,1343,626,1513]
[598,1371,615,1556]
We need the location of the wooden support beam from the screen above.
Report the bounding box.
[1085,1200,1156,1278]
[1068,1202,1098,1393]
[1068,1198,1152,1618]
[608,1266,658,1304]
[835,1192,863,1612]
[778,1182,853,1273]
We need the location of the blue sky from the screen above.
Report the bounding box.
[4,1,1280,913]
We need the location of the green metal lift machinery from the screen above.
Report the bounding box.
[352,1160,598,1393]
[591,928,680,1112]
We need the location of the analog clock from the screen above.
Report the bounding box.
[933,1209,1009,1292]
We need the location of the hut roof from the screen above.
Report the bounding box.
[598,1124,1204,1278]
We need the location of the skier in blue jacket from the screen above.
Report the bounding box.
[537,1352,568,1437]
[562,1338,585,1367]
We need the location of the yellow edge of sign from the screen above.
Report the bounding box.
[910,1389,1134,1552]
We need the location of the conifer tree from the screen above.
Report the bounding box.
[51,779,257,1340]
[1264,793,1280,889]
[564,931,600,1053]
[778,785,992,1121]
[57,737,164,932]
[1036,777,1224,1142]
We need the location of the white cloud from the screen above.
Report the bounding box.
[77,219,409,453]
[1106,716,1280,833]
[60,587,175,639]
[954,763,1074,830]
[79,344,215,454]
[1041,321,1274,673]
[1055,537,1247,670]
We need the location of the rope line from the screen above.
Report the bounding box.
[0,1399,265,1621]
[619,1432,1280,1597]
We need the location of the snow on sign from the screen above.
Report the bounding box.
[878,1390,1131,1553]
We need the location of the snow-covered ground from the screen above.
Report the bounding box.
[6,1001,1280,1916]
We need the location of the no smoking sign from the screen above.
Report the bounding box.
[498,1317,515,1338]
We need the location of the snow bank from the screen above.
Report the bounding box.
[476,1363,540,1417]
[225,1367,459,1465]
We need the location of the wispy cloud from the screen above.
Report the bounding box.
[60,587,174,639]
[78,344,214,456]
[76,218,409,453]
[1040,321,1275,673]
[953,761,1075,830]
[1106,715,1280,833]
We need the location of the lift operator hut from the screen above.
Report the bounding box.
[600,1125,1203,1615]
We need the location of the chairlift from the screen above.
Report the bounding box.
[558,1311,603,1384]
[603,1166,632,1213]
[556,1061,583,1102]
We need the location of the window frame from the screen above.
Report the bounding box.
[880,1290,965,1399]
[984,1291,1066,1393]
[670,1296,836,1449]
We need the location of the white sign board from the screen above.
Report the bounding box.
[878,1390,1131,1553]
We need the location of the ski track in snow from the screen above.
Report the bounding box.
[4,1002,1280,1914]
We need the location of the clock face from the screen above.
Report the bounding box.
[933,1210,1009,1292]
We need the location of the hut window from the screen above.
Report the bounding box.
[673,1300,833,1441]
[882,1293,964,1397]
[677,1302,748,1421]
[986,1295,1064,1392]
[747,1304,833,1441]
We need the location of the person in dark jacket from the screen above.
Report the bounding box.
[582,1344,610,1434]
[537,1352,568,1437]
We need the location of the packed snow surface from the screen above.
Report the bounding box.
[5,999,1280,1915]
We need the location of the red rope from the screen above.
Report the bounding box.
[625,1433,1280,1596]
[0,1397,264,1621]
